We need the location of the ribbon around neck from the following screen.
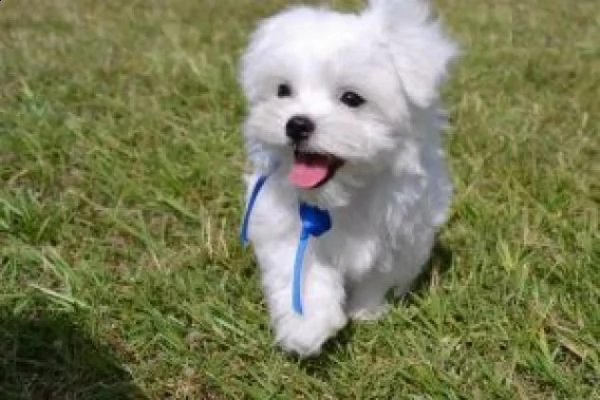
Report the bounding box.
[240,173,268,246]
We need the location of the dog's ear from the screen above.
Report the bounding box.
[365,0,458,108]
[239,19,272,103]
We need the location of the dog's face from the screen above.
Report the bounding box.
[240,1,457,207]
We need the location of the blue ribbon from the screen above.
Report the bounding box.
[240,173,269,246]
[240,173,332,316]
[292,203,331,315]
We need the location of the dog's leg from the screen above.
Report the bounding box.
[346,271,391,321]
[258,243,347,357]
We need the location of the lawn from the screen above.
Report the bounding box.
[0,0,598,398]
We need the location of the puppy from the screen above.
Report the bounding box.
[239,0,458,356]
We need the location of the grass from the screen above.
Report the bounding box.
[0,0,598,398]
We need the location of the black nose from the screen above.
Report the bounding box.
[286,115,315,142]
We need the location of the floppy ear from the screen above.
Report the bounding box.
[365,0,458,108]
[238,19,273,103]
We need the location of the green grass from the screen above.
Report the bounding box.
[0,0,598,398]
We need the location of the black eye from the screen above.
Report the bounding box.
[277,83,292,98]
[340,91,366,108]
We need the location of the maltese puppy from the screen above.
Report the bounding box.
[239,0,458,357]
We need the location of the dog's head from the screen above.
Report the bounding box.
[240,0,457,207]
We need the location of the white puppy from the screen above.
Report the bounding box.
[239,0,458,356]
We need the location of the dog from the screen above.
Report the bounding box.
[239,0,458,356]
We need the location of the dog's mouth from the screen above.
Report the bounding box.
[288,150,344,189]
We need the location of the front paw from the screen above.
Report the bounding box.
[347,303,389,321]
[274,305,347,357]
[346,289,389,321]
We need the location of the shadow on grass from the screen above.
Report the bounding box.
[409,239,454,298]
[0,310,147,400]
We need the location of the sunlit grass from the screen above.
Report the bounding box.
[0,0,598,398]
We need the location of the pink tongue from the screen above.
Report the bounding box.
[288,159,330,189]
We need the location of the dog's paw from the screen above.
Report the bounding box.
[346,287,389,321]
[274,305,347,357]
[347,303,389,321]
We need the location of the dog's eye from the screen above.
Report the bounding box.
[340,91,366,108]
[277,83,292,98]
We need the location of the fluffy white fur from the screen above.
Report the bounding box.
[239,0,458,356]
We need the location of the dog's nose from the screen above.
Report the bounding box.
[286,115,315,142]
